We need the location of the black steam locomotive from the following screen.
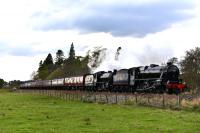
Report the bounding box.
[20,63,186,94]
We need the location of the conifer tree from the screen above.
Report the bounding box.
[43,53,53,65]
[55,50,64,65]
[39,60,43,70]
[69,42,75,60]
[37,53,54,79]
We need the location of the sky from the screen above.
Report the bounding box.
[0,0,200,81]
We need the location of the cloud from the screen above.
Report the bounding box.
[33,0,194,37]
[0,43,7,53]
[136,45,173,64]
[0,55,44,81]
[8,47,43,57]
[0,44,46,57]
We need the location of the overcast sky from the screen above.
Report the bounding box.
[0,0,200,81]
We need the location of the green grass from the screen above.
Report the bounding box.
[0,91,200,133]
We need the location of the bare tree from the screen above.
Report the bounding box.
[180,47,200,93]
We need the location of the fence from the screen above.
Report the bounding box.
[17,89,187,109]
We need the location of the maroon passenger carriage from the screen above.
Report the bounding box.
[64,76,84,90]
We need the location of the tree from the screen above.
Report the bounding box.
[0,78,5,88]
[43,53,53,65]
[180,47,200,92]
[55,49,64,66]
[30,71,38,80]
[37,53,54,80]
[39,60,43,68]
[9,80,21,88]
[168,57,178,64]
[69,42,75,60]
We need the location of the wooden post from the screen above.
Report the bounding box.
[177,94,180,108]
[125,93,128,103]
[81,93,83,102]
[163,93,165,107]
[135,93,138,104]
[106,94,108,103]
[99,93,101,102]
[115,93,118,104]
[94,94,96,102]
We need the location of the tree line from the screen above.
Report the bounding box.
[32,42,90,80]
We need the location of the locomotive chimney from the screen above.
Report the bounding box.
[167,62,172,66]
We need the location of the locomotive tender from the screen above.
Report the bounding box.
[20,63,186,94]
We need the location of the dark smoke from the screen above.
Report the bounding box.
[115,47,122,61]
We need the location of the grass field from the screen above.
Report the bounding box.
[0,90,200,133]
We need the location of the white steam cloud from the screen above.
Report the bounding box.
[88,45,173,72]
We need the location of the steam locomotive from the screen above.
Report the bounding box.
[20,62,187,94]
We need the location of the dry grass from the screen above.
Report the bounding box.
[181,98,200,110]
[191,98,200,106]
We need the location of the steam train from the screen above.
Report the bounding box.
[20,62,187,94]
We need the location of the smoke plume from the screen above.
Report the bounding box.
[115,47,122,61]
[87,46,107,72]
[87,45,174,73]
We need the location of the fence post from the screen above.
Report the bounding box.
[125,94,127,103]
[100,93,102,102]
[115,93,118,104]
[177,94,181,108]
[60,91,62,98]
[163,93,165,107]
[135,93,138,104]
[80,93,82,101]
[94,94,96,102]
[106,94,108,103]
